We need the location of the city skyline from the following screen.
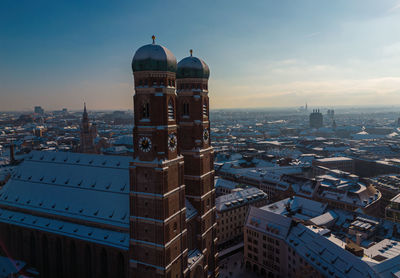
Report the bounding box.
[2,0,400,111]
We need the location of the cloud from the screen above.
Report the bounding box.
[388,2,400,13]
[381,42,400,56]
[210,77,400,109]
[305,32,320,38]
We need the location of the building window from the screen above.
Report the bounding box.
[168,100,174,120]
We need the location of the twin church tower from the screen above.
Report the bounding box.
[129,36,218,278]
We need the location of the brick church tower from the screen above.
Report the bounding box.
[129,36,188,277]
[80,103,98,153]
[176,50,218,277]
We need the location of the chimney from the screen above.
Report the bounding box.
[10,144,15,164]
[356,233,362,245]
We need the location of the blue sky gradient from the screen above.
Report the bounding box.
[1,0,400,110]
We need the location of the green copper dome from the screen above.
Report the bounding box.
[177,52,210,79]
[132,43,177,73]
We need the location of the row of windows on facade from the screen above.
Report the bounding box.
[220,212,246,224]
[218,223,242,233]
[177,83,208,90]
[137,79,175,87]
[247,252,279,270]
[247,237,311,274]
[136,79,208,91]
[247,233,281,247]
[218,230,241,240]
[141,101,208,119]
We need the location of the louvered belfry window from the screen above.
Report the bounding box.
[203,102,208,117]
[142,102,150,118]
[183,102,190,116]
[168,100,174,119]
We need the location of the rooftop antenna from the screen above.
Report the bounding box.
[152,35,155,45]
[190,49,193,57]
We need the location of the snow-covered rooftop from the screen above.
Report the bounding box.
[216,187,267,212]
[0,151,132,229]
[261,196,327,220]
[365,239,400,262]
[315,156,353,162]
[0,150,197,249]
[185,199,197,221]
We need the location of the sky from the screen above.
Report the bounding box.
[1,0,400,111]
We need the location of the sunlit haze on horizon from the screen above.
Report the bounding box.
[1,0,400,111]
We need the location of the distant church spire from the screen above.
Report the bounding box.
[80,102,97,153]
[152,35,155,44]
[83,102,88,120]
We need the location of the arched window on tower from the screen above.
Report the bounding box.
[85,244,92,278]
[203,102,208,117]
[183,102,190,116]
[17,229,23,259]
[142,101,150,119]
[117,253,125,278]
[100,248,108,278]
[56,238,63,277]
[168,99,174,120]
[42,235,49,278]
[70,241,77,277]
[30,232,36,267]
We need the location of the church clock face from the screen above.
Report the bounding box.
[168,133,177,151]
[138,136,152,152]
[203,129,209,143]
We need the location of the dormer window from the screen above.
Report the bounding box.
[142,101,150,118]
[168,100,174,120]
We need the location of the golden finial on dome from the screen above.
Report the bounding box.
[152,35,156,44]
[190,49,193,57]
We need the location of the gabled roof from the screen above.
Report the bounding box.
[287,224,377,278]
[0,150,197,249]
[245,206,292,240]
[0,151,132,229]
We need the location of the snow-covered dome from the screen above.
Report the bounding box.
[177,50,210,79]
[132,36,177,73]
